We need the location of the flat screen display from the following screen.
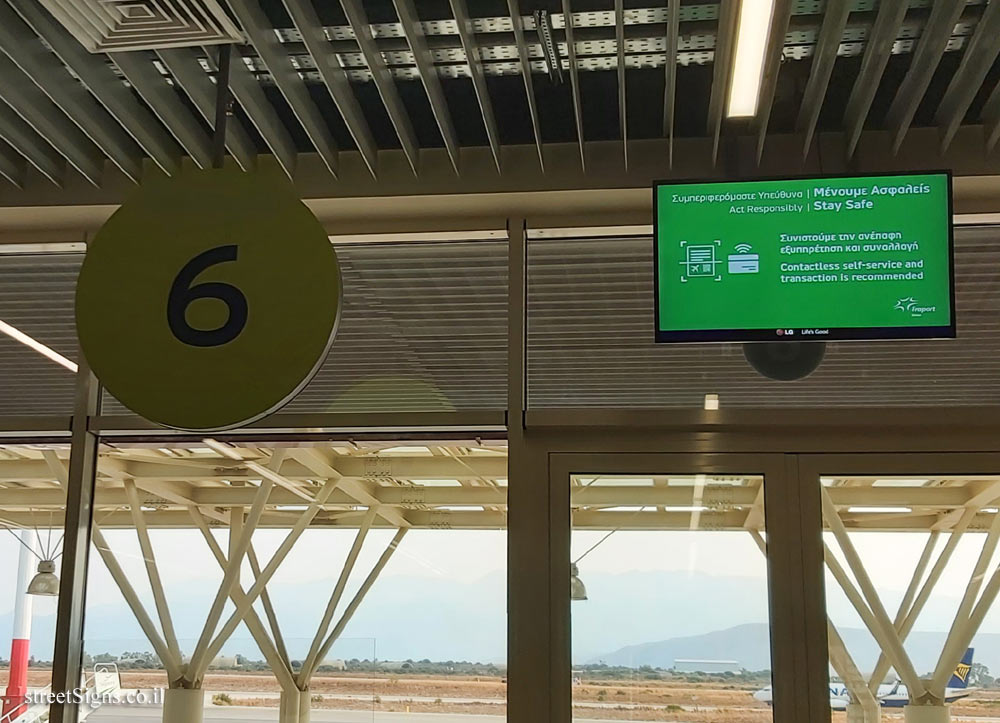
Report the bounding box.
[654,172,955,343]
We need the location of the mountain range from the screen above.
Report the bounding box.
[0,568,997,675]
[592,623,1000,675]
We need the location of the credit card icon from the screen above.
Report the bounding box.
[728,253,759,274]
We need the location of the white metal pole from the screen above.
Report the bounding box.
[824,545,925,698]
[122,480,181,663]
[309,529,408,680]
[91,528,182,682]
[298,507,378,685]
[932,511,1000,694]
[185,475,276,681]
[932,552,1000,692]
[191,475,342,683]
[822,491,927,699]
[2,530,37,720]
[187,507,297,693]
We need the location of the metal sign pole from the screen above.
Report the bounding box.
[212,44,234,169]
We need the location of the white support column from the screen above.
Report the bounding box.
[298,687,311,723]
[931,551,1000,693]
[162,688,204,723]
[931,510,1000,695]
[186,471,277,682]
[91,528,183,683]
[248,544,290,665]
[122,479,181,663]
[822,490,927,700]
[279,689,300,723]
[187,507,298,694]
[298,507,378,686]
[828,624,880,723]
[190,474,342,683]
[824,546,925,699]
[903,706,950,723]
[307,529,408,681]
[869,508,976,695]
[752,530,878,722]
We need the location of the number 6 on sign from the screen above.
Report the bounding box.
[76,167,341,431]
[167,245,248,347]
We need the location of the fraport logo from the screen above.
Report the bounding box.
[894,297,937,317]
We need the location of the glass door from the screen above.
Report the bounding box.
[800,453,1000,723]
[550,453,811,723]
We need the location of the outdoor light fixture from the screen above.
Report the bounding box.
[27,560,59,597]
[0,319,78,372]
[570,563,588,601]
[726,0,777,117]
[571,506,648,601]
[704,394,720,411]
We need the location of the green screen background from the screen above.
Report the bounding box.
[655,173,952,338]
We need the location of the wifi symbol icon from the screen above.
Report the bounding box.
[735,243,753,253]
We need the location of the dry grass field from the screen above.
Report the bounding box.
[10,668,1000,721]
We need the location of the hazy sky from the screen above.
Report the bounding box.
[3,523,1000,663]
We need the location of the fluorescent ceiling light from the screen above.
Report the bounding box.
[872,479,930,487]
[0,319,77,372]
[0,242,85,255]
[379,445,433,455]
[726,0,776,117]
[704,393,720,411]
[848,507,912,514]
[668,477,744,487]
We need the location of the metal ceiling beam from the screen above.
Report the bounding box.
[0,2,142,182]
[282,0,379,178]
[155,47,257,173]
[754,0,795,161]
[449,0,501,172]
[227,0,339,177]
[0,138,25,188]
[109,50,214,170]
[0,53,104,186]
[0,506,991,532]
[795,0,851,158]
[885,2,965,153]
[509,0,545,172]
[0,482,975,510]
[843,0,909,158]
[561,0,585,171]
[6,0,181,176]
[707,0,739,163]
[339,0,419,175]
[662,0,680,167]
[201,45,297,178]
[0,100,64,186]
[393,0,460,175]
[616,0,627,170]
[936,0,1000,152]
[981,81,1000,152]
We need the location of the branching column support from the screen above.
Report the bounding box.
[821,489,927,700]
[749,530,879,722]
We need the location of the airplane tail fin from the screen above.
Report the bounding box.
[947,648,974,689]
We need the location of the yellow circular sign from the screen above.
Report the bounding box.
[76,167,341,430]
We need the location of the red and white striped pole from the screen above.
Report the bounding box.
[3,530,36,720]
